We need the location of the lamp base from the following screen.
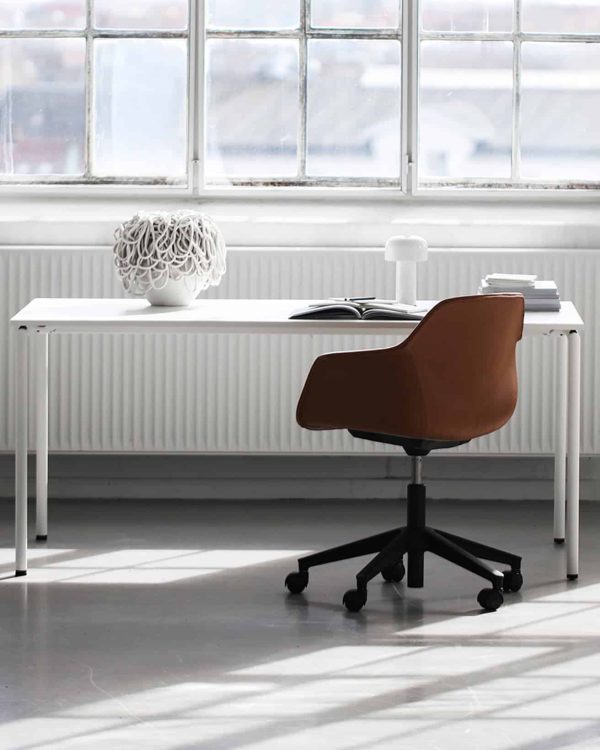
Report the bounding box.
[395,262,417,307]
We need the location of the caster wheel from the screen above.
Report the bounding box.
[343,588,367,613]
[285,571,308,594]
[477,588,504,612]
[381,561,405,583]
[503,569,523,593]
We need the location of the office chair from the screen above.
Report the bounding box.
[285,294,525,612]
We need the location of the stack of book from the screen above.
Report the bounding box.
[479,273,561,312]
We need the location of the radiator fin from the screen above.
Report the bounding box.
[0,247,595,454]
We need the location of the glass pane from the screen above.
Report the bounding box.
[207,0,298,30]
[0,38,85,175]
[307,40,401,179]
[521,43,600,181]
[421,0,512,32]
[94,0,188,31]
[523,0,600,34]
[312,0,400,29]
[206,40,298,180]
[0,0,85,29]
[419,41,513,180]
[94,40,187,178]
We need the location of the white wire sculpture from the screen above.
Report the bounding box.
[113,210,226,300]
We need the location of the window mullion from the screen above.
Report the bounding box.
[298,0,309,180]
[511,0,522,182]
[404,0,419,194]
[85,0,94,178]
[189,0,203,193]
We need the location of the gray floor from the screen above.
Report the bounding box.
[1,498,600,750]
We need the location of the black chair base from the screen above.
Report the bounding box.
[285,480,522,613]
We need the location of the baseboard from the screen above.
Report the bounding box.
[0,454,598,501]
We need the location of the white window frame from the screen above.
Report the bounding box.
[417,0,600,195]
[205,14,404,188]
[0,0,190,189]
[1,0,600,201]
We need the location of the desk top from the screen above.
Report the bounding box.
[11,298,584,336]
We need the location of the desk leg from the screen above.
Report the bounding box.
[553,334,568,544]
[15,326,29,576]
[566,330,581,580]
[36,333,48,541]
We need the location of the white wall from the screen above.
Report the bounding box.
[4,195,600,249]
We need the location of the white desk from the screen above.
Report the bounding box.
[11,298,584,579]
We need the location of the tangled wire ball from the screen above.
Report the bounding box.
[113,211,226,296]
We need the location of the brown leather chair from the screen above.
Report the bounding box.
[285,294,525,612]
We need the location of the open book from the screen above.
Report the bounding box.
[289,300,427,321]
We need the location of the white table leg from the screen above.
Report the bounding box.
[36,333,48,541]
[566,330,581,580]
[15,326,29,576]
[553,334,568,543]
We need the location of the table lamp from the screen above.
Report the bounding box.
[385,235,428,306]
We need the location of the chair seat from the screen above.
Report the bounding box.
[348,430,469,456]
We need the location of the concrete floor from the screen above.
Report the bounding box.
[1,498,600,750]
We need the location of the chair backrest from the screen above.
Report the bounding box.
[394,294,525,440]
[296,293,525,442]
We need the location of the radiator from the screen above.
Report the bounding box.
[0,246,596,455]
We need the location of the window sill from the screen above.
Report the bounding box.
[2,193,600,249]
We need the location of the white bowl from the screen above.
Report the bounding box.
[145,277,203,307]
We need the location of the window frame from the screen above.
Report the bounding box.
[0,0,599,200]
[204,1,404,189]
[0,0,190,188]
[417,0,600,194]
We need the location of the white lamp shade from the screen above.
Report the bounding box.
[385,235,428,263]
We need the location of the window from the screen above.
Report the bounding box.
[0,0,599,192]
[0,0,188,184]
[206,0,402,186]
[419,0,600,189]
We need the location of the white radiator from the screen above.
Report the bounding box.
[0,246,597,455]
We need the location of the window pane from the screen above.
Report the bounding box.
[0,38,85,175]
[206,40,298,180]
[207,1,298,30]
[307,40,401,179]
[312,0,400,29]
[94,0,188,31]
[94,40,187,178]
[522,0,600,34]
[419,41,513,180]
[521,43,600,181]
[421,0,512,32]
[0,0,85,29]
